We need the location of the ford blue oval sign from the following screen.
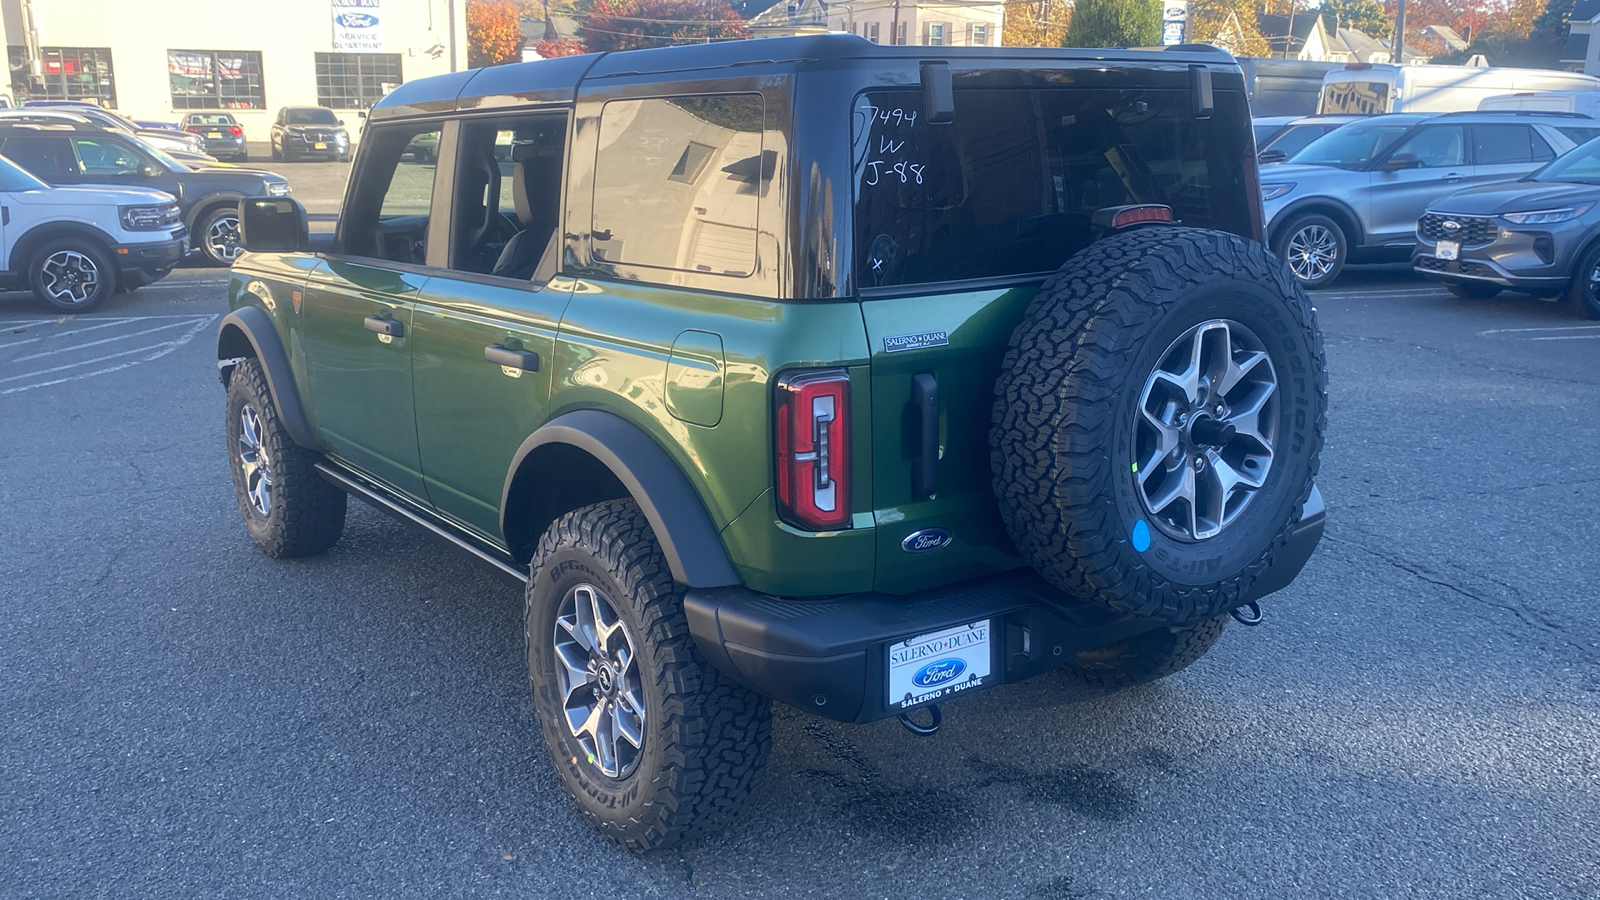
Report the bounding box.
[335,13,379,27]
[901,528,952,553]
[911,658,966,688]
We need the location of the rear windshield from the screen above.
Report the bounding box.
[187,113,237,125]
[1321,80,1390,115]
[852,87,1252,289]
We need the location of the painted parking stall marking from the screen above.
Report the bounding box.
[0,314,217,395]
[1478,323,1600,341]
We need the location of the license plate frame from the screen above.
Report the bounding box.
[1436,240,1459,261]
[207,131,223,138]
[314,141,328,150]
[886,620,992,710]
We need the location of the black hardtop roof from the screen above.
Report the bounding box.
[370,34,1238,122]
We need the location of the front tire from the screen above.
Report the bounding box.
[1445,281,1502,300]
[225,359,347,558]
[1566,242,1600,320]
[526,499,772,852]
[198,206,244,267]
[1273,213,1348,289]
[29,239,115,312]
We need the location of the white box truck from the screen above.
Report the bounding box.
[1477,90,1600,115]
[1320,64,1600,115]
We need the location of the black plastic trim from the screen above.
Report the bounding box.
[503,409,741,588]
[215,305,318,449]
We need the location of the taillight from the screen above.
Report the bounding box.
[230,126,243,136]
[775,369,851,531]
[184,126,202,133]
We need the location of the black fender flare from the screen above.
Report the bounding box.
[503,410,741,589]
[11,222,121,272]
[186,193,247,234]
[1267,198,1366,249]
[215,305,318,449]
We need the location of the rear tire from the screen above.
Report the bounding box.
[1273,213,1347,289]
[28,238,115,312]
[271,141,282,161]
[992,227,1327,625]
[1445,281,1502,300]
[1062,615,1228,689]
[225,359,347,558]
[525,499,771,852]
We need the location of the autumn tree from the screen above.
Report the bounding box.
[1004,0,1072,48]
[579,0,749,52]
[534,37,588,56]
[1189,0,1271,56]
[1318,0,1387,35]
[467,0,524,67]
[1064,0,1162,47]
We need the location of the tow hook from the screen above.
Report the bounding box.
[1230,601,1263,627]
[897,704,942,736]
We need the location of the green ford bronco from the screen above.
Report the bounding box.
[218,36,1327,851]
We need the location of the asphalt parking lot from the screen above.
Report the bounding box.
[2,265,1597,898]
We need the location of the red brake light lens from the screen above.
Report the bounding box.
[230,126,244,136]
[775,369,851,531]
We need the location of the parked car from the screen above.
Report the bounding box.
[219,36,1327,851]
[1256,114,1365,164]
[1260,111,1600,287]
[1414,134,1600,318]
[181,112,249,161]
[270,106,350,161]
[1321,63,1600,115]
[0,110,220,165]
[403,130,437,162]
[23,100,207,155]
[0,151,185,310]
[134,119,180,131]
[0,119,290,266]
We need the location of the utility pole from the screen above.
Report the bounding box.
[1393,0,1407,66]
[1284,2,1297,60]
[891,0,901,45]
[447,0,458,72]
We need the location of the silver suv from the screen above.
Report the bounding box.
[1260,112,1600,287]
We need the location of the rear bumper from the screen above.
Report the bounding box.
[687,486,1326,724]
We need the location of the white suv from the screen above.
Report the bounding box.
[0,152,187,311]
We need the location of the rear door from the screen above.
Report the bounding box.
[299,121,442,501]
[1367,124,1468,243]
[853,81,1256,594]
[410,113,574,541]
[1470,123,1556,188]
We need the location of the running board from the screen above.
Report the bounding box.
[314,461,529,587]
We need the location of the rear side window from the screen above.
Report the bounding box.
[592,94,765,277]
[852,87,1252,289]
[1473,124,1553,165]
[1,135,78,176]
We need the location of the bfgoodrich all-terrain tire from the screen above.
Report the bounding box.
[525,499,772,852]
[1060,615,1228,690]
[992,227,1327,625]
[225,359,347,558]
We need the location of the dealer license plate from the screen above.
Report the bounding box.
[887,620,991,710]
[314,141,328,150]
[1436,240,1459,261]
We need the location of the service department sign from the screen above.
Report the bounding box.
[333,0,384,52]
[1161,0,1187,45]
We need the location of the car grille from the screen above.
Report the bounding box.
[1419,214,1498,246]
[1417,256,1494,278]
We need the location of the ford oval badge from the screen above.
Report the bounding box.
[901,528,952,553]
[912,658,966,688]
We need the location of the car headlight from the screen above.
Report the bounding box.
[266,182,291,197]
[121,203,181,230]
[1501,204,1593,225]
[1261,183,1295,201]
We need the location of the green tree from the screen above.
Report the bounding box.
[1531,0,1575,44]
[1063,0,1161,47]
[1316,0,1386,35]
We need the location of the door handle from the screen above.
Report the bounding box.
[910,373,938,499]
[1443,173,1464,183]
[485,343,540,371]
[363,315,403,337]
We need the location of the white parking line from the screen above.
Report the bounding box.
[13,318,207,362]
[0,316,215,394]
[1530,334,1600,341]
[1478,324,1600,335]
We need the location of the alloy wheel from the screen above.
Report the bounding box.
[1285,224,1339,283]
[40,250,101,306]
[1133,319,1278,541]
[237,403,273,517]
[552,583,646,779]
[207,215,243,263]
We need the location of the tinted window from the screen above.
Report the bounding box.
[0,135,78,176]
[852,87,1253,289]
[1473,124,1546,165]
[0,152,50,190]
[450,115,566,279]
[1533,135,1600,183]
[1389,126,1464,168]
[1291,120,1411,168]
[1264,124,1331,159]
[1558,126,1600,145]
[592,95,764,277]
[185,113,238,125]
[73,137,145,175]
[1321,81,1389,115]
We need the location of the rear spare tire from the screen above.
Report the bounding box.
[992,227,1327,625]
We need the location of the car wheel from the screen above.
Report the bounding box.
[225,359,347,558]
[1273,213,1348,289]
[992,227,1328,625]
[1566,242,1600,320]
[1445,281,1502,300]
[270,140,282,161]
[199,207,244,267]
[236,150,248,162]
[526,499,772,852]
[1060,615,1229,689]
[28,238,115,312]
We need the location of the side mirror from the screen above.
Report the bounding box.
[337,119,345,126]
[1258,149,1288,165]
[139,165,162,178]
[1381,152,1423,171]
[357,111,367,120]
[240,197,311,253]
